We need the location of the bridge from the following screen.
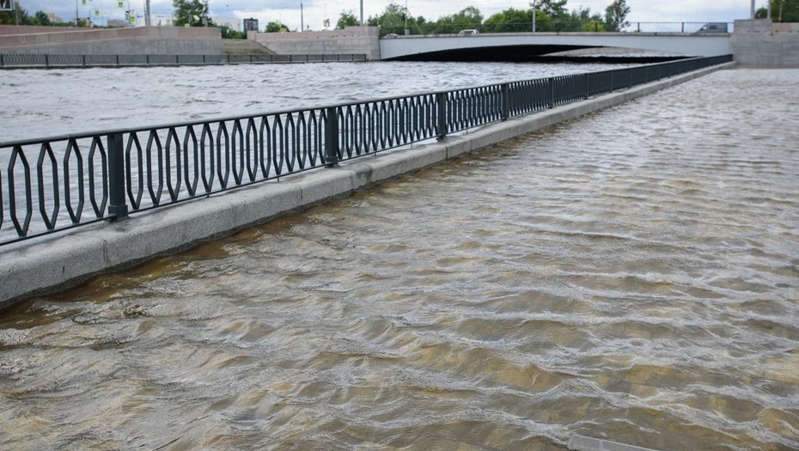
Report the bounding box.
[380,32,732,61]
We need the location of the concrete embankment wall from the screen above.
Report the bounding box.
[0,26,223,55]
[732,19,799,67]
[0,62,735,311]
[250,26,380,60]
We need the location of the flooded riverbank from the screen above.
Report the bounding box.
[1,68,798,450]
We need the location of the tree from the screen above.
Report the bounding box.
[582,19,605,32]
[0,2,31,25]
[483,8,554,33]
[431,6,483,34]
[173,0,211,27]
[757,0,799,21]
[367,3,418,36]
[336,10,359,29]
[538,0,568,18]
[604,0,630,32]
[219,25,246,39]
[265,21,288,32]
[33,11,51,25]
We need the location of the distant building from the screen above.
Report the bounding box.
[243,17,259,32]
[46,13,64,23]
[152,14,174,26]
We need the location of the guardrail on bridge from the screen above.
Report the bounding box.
[0,55,733,247]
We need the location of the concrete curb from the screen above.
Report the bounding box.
[0,62,735,311]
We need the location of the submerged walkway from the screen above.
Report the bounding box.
[1,69,797,449]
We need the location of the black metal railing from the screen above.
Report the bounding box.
[0,55,733,246]
[0,53,368,68]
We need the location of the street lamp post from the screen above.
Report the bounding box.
[530,0,538,32]
[300,1,304,31]
[360,0,364,26]
[404,0,409,35]
[145,0,151,26]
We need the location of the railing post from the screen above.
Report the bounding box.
[82,55,86,67]
[436,92,448,141]
[146,54,150,65]
[584,73,590,99]
[681,22,685,33]
[324,107,339,167]
[548,77,555,108]
[501,83,509,121]
[249,54,253,63]
[203,54,206,64]
[44,54,49,68]
[175,55,179,65]
[227,54,231,64]
[637,22,641,33]
[116,55,120,66]
[0,54,4,67]
[107,133,128,221]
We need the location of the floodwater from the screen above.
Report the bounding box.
[1,68,798,450]
[0,61,630,141]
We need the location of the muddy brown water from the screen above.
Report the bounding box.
[1,69,798,450]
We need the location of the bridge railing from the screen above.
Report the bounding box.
[0,53,369,68]
[622,22,734,34]
[379,21,734,36]
[0,55,733,246]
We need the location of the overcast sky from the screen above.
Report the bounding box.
[23,0,763,30]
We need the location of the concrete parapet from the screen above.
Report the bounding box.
[0,26,223,55]
[0,62,734,311]
[773,22,799,33]
[252,26,380,60]
[732,19,799,67]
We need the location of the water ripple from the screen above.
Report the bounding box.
[0,68,797,449]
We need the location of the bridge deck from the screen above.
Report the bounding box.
[380,32,732,60]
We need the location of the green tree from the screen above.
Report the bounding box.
[265,21,288,32]
[582,19,606,32]
[33,10,51,25]
[431,6,483,34]
[0,2,31,25]
[483,8,552,33]
[756,0,799,21]
[553,7,605,32]
[219,25,246,39]
[367,3,418,36]
[336,10,359,29]
[538,0,568,18]
[604,0,630,31]
[173,0,211,27]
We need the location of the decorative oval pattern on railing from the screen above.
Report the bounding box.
[0,55,733,246]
